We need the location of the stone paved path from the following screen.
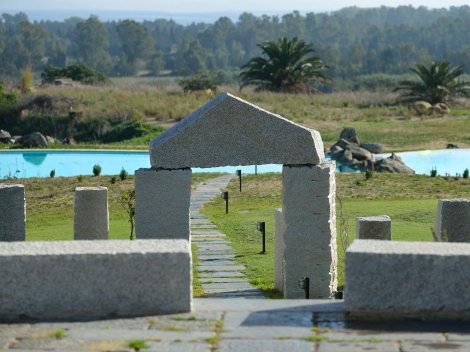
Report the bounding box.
[1,299,469,351]
[191,175,264,299]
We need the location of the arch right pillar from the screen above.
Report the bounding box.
[281,161,337,298]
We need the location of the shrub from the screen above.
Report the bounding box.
[0,84,17,112]
[430,168,437,177]
[92,164,102,176]
[77,175,83,182]
[365,170,373,180]
[99,121,152,143]
[464,169,469,179]
[41,64,110,85]
[119,189,136,240]
[110,176,117,184]
[50,169,55,178]
[178,73,219,93]
[119,168,128,181]
[21,65,33,94]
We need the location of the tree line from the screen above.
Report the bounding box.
[1,6,470,83]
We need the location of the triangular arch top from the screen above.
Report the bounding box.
[150,92,325,169]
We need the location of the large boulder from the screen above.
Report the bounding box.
[360,143,384,154]
[0,129,12,143]
[345,144,371,161]
[375,153,414,174]
[15,132,48,148]
[412,101,432,115]
[340,127,360,145]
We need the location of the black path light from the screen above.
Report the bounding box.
[221,191,229,214]
[257,221,266,254]
[298,276,310,299]
[236,169,242,192]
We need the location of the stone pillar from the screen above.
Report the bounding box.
[274,208,285,293]
[0,184,25,241]
[74,187,108,240]
[135,168,192,240]
[434,199,470,242]
[356,215,391,240]
[281,161,337,299]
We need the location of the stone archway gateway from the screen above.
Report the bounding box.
[135,92,337,299]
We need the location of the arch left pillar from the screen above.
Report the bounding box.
[135,168,192,240]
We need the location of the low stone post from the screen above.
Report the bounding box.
[282,161,337,299]
[74,187,108,240]
[356,215,391,240]
[274,208,285,293]
[434,199,470,242]
[0,184,25,241]
[135,168,192,240]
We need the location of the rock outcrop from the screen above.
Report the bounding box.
[0,129,12,143]
[375,153,415,174]
[15,132,48,148]
[329,128,414,173]
[412,101,450,115]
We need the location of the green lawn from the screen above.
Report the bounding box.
[202,173,470,295]
[3,171,469,297]
[2,172,221,241]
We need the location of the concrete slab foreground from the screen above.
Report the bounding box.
[0,240,191,321]
[0,298,469,351]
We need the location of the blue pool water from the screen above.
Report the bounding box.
[0,149,468,178]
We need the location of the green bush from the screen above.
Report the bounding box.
[365,170,373,180]
[50,169,55,178]
[178,73,219,93]
[99,121,151,143]
[0,84,17,112]
[119,168,128,181]
[92,164,102,176]
[41,64,110,85]
[464,169,469,179]
[110,176,117,184]
[430,168,438,177]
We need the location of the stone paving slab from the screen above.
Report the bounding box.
[64,328,213,342]
[204,291,265,298]
[400,341,470,351]
[192,234,227,239]
[199,260,239,266]
[191,238,228,243]
[318,341,399,352]
[197,265,245,272]
[218,339,313,351]
[202,283,253,290]
[1,300,469,351]
[195,249,236,256]
[191,176,262,299]
[190,220,213,225]
[190,225,218,229]
[323,331,446,342]
[191,231,224,236]
[198,271,246,278]
[190,214,209,219]
[197,254,235,260]
[194,243,231,250]
[145,341,211,352]
[199,278,250,284]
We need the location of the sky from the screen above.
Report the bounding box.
[1,0,469,13]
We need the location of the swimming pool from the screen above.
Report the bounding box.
[0,149,468,178]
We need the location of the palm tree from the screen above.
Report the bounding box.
[239,37,329,93]
[395,61,470,104]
